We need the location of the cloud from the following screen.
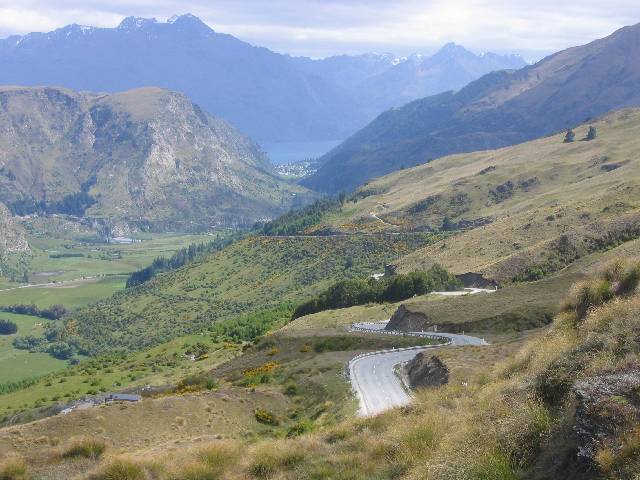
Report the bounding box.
[0,0,638,58]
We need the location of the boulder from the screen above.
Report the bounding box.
[573,367,640,464]
[405,353,449,389]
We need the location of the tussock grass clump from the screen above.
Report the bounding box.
[0,457,28,480]
[61,437,107,460]
[183,442,241,479]
[247,440,308,478]
[87,458,147,480]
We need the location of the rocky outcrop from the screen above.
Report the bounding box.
[387,305,431,331]
[457,272,499,289]
[405,353,449,389]
[573,367,640,464]
[0,86,311,231]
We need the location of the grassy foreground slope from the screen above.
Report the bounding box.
[313,109,640,282]
[74,261,640,480]
[72,234,436,353]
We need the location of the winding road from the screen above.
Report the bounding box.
[348,321,488,416]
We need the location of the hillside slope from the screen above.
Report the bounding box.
[71,234,435,353]
[0,86,309,231]
[305,23,640,192]
[311,109,640,282]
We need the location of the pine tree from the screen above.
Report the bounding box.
[586,126,597,141]
[564,129,576,143]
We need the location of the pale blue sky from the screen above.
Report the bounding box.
[0,0,639,59]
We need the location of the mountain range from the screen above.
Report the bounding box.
[304,23,640,193]
[0,14,525,143]
[0,86,308,231]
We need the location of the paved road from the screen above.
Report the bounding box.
[432,287,497,296]
[0,275,100,293]
[370,212,399,228]
[348,322,487,416]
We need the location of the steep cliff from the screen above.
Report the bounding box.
[0,86,310,230]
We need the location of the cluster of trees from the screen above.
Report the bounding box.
[0,319,18,335]
[126,235,238,288]
[258,198,342,236]
[209,304,293,343]
[293,265,462,319]
[564,126,597,143]
[13,319,89,360]
[0,303,67,320]
[9,191,97,217]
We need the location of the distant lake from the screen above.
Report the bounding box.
[261,140,343,165]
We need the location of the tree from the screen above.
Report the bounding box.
[0,319,18,335]
[441,215,455,231]
[338,191,347,206]
[563,129,576,143]
[585,126,597,141]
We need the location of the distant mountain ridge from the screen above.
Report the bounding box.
[304,23,640,193]
[0,86,309,231]
[0,14,525,143]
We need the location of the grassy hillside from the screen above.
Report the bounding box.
[388,237,640,335]
[309,109,640,282]
[0,312,67,384]
[63,261,640,480]
[70,234,437,354]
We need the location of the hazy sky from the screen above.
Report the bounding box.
[0,0,639,59]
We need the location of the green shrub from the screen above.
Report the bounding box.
[254,408,279,426]
[176,375,218,393]
[287,419,314,437]
[284,383,298,396]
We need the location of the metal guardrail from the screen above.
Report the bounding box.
[345,326,453,380]
[350,326,446,341]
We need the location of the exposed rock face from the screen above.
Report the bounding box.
[405,353,449,389]
[573,368,640,465]
[0,86,309,231]
[388,305,431,332]
[457,272,499,289]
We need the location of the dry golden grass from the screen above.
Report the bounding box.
[319,109,640,283]
[75,260,640,480]
[0,456,28,480]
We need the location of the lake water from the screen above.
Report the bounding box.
[261,140,343,165]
